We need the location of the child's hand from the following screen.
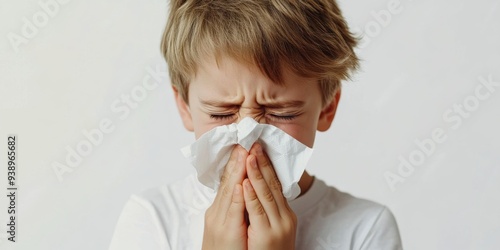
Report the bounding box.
[243,143,298,250]
[202,145,248,250]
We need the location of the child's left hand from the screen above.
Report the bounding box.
[243,143,297,250]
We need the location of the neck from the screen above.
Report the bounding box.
[297,171,314,198]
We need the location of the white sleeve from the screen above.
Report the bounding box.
[360,207,403,250]
[108,195,171,250]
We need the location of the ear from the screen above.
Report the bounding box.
[317,89,341,132]
[172,86,194,132]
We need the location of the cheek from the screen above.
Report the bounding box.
[193,122,217,140]
[274,123,317,148]
[272,109,321,148]
[190,110,215,139]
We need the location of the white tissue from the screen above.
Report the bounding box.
[181,117,313,200]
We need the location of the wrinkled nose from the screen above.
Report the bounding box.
[235,108,267,124]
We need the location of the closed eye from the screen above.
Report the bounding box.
[267,114,297,121]
[210,114,236,120]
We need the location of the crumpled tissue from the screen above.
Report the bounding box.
[181,117,313,200]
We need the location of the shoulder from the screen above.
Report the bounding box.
[326,183,393,224]
[294,178,391,221]
[109,174,212,250]
[136,174,201,208]
[331,186,401,244]
[293,178,402,250]
[131,174,214,220]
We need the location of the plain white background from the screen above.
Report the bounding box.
[0,0,499,249]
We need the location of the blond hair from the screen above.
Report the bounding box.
[161,0,359,106]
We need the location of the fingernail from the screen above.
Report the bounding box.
[250,156,257,168]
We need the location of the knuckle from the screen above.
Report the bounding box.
[253,203,266,215]
[262,189,274,202]
[221,185,232,198]
[264,158,273,168]
[220,172,229,185]
[246,186,257,200]
[253,170,264,180]
[270,176,282,191]
[232,194,242,204]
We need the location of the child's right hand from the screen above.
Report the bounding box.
[202,145,248,250]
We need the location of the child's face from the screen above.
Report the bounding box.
[174,56,339,148]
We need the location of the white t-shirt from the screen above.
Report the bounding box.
[109,174,402,250]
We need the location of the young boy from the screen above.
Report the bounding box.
[110,0,402,249]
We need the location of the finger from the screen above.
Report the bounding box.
[250,143,288,212]
[243,178,270,227]
[212,146,238,209]
[218,145,240,189]
[224,184,246,227]
[246,155,281,221]
[215,146,247,221]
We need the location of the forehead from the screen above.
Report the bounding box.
[191,55,316,97]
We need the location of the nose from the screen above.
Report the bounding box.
[236,108,267,124]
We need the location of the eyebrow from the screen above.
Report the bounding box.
[264,100,305,109]
[200,99,305,108]
[200,99,239,108]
